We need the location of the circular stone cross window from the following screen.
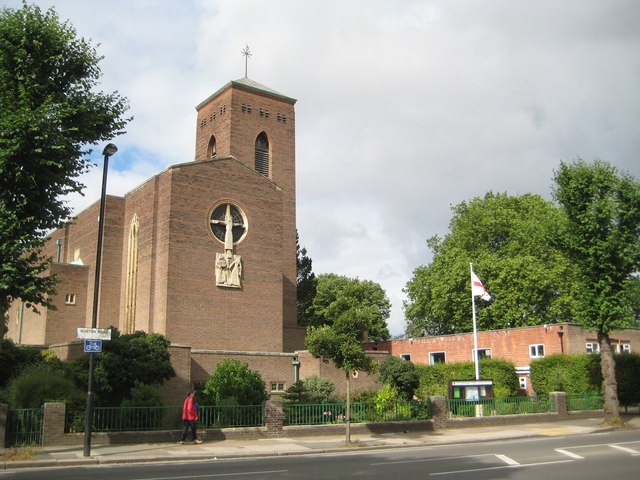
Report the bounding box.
[209,203,248,246]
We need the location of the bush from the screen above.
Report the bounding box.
[203,359,267,406]
[0,340,44,388]
[415,358,519,398]
[8,365,84,408]
[303,375,336,403]
[379,356,419,400]
[120,382,165,407]
[530,354,600,395]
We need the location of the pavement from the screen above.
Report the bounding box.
[2,415,639,470]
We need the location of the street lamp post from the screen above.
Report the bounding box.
[83,143,117,457]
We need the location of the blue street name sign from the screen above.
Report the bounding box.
[83,339,103,353]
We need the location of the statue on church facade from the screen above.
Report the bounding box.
[211,203,245,288]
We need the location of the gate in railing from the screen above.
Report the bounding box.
[5,408,43,447]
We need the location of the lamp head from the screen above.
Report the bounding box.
[102,143,118,156]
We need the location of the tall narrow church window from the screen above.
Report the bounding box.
[124,214,139,334]
[207,135,217,158]
[254,132,269,176]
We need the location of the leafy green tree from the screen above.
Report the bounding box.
[404,192,578,337]
[308,273,391,341]
[70,330,174,406]
[0,3,130,334]
[202,359,268,406]
[553,159,640,419]
[378,356,419,400]
[306,290,379,443]
[296,233,316,325]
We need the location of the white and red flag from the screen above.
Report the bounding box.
[471,269,492,301]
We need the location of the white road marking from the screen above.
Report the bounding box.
[429,460,574,475]
[609,444,640,455]
[556,448,585,459]
[135,470,288,480]
[495,454,519,465]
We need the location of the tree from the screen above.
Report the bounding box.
[403,192,579,337]
[553,159,640,420]
[202,359,268,406]
[296,233,316,326]
[0,3,130,333]
[378,356,419,400]
[69,330,175,406]
[305,292,378,443]
[308,274,391,341]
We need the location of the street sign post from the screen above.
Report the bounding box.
[77,328,111,340]
[83,340,103,353]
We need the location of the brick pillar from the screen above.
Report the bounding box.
[264,400,284,437]
[0,403,7,447]
[429,396,448,428]
[551,392,568,416]
[42,403,67,446]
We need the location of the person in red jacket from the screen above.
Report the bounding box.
[179,390,202,444]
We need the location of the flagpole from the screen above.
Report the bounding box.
[470,263,480,380]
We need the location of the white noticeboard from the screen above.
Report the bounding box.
[77,327,112,340]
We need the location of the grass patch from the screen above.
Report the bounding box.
[0,447,34,461]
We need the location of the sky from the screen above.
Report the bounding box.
[5,0,640,337]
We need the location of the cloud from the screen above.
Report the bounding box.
[7,0,640,335]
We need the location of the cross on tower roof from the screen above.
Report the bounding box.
[241,44,252,78]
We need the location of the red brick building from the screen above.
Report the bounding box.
[6,78,382,404]
[363,323,640,394]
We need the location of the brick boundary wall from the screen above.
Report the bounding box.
[2,393,601,447]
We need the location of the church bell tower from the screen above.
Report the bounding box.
[193,77,302,351]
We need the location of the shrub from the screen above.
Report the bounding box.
[415,358,519,398]
[303,375,336,403]
[120,382,165,407]
[530,354,600,395]
[379,356,419,400]
[203,359,267,406]
[8,365,84,408]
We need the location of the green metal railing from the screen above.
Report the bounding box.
[199,405,264,428]
[284,400,432,426]
[447,396,553,417]
[65,404,264,432]
[566,393,604,411]
[5,408,43,447]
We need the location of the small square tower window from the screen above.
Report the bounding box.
[65,294,76,305]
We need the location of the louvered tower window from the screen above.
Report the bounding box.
[254,132,269,176]
[207,135,217,158]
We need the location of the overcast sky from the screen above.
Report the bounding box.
[6,1,640,336]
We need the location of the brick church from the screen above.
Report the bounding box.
[7,78,384,403]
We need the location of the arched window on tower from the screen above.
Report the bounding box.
[254,132,269,176]
[207,135,217,158]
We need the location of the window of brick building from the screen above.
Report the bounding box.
[400,354,411,361]
[473,348,492,360]
[65,294,76,305]
[529,344,545,358]
[207,135,217,158]
[614,343,631,354]
[429,352,445,365]
[586,342,600,354]
[270,382,285,392]
[255,132,269,176]
[519,376,527,390]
